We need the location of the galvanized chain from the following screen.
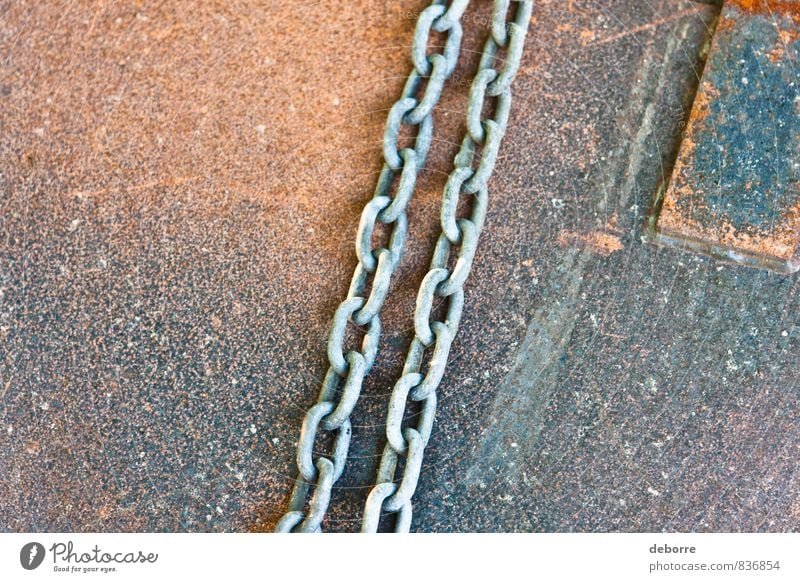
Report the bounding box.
[361,0,533,533]
[275,0,471,533]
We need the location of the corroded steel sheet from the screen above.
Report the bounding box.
[3,1,800,534]
[655,0,800,273]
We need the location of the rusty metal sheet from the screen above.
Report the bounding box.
[4,0,800,535]
[653,0,800,273]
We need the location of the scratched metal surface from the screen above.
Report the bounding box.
[655,0,800,273]
[1,1,798,532]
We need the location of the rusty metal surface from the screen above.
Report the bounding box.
[2,0,799,533]
[654,0,800,273]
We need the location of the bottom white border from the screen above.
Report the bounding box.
[1,533,797,581]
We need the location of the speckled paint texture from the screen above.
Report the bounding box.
[656,0,800,272]
[1,0,799,533]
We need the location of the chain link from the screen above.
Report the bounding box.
[276,0,471,533]
[361,0,532,533]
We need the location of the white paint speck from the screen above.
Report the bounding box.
[249,424,257,434]
[255,124,266,135]
[647,486,661,497]
[782,330,789,337]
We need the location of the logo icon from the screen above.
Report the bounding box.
[20,542,46,570]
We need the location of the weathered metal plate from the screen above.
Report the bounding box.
[654,0,800,273]
[6,0,800,535]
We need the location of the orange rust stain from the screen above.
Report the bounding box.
[658,191,800,262]
[727,0,800,18]
[692,79,719,126]
[769,25,800,60]
[25,441,41,455]
[557,230,624,257]
[660,80,716,217]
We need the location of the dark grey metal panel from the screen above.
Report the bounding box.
[655,0,800,273]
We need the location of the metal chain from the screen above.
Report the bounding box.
[361,0,533,533]
[275,0,471,533]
